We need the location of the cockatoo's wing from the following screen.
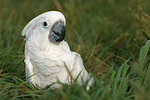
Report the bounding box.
[25,57,37,87]
[62,51,94,90]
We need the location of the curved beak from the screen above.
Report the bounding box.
[49,20,65,42]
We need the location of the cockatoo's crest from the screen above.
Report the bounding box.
[22,11,66,38]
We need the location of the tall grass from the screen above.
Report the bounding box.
[0,0,150,99]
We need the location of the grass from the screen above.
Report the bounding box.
[0,0,150,99]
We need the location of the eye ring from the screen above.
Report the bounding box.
[42,21,49,28]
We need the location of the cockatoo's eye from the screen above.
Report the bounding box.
[42,21,49,28]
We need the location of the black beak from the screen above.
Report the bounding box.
[49,20,65,42]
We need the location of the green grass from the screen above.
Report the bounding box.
[0,0,150,99]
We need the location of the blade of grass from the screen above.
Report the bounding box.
[139,40,150,68]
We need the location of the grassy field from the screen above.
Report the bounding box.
[0,0,150,100]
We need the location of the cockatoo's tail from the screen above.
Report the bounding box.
[22,11,93,90]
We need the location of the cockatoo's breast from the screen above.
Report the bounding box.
[25,40,72,88]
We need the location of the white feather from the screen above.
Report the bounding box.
[22,11,93,90]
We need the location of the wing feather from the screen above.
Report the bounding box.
[25,57,37,87]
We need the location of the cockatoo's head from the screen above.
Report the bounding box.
[22,11,66,43]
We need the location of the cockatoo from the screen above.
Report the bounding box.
[22,11,93,90]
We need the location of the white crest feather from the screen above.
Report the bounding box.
[22,11,66,37]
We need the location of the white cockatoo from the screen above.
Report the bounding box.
[22,11,93,90]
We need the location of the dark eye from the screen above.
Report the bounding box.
[43,21,49,28]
